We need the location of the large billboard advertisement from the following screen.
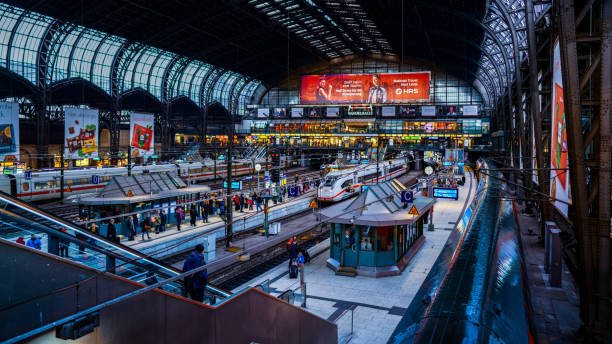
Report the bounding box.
[0,102,20,162]
[64,108,98,159]
[130,113,154,158]
[550,40,570,217]
[300,72,430,104]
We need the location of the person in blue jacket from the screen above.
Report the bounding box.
[26,234,42,250]
[182,244,208,302]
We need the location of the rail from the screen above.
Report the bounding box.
[335,304,356,344]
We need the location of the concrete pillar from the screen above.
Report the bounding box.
[549,228,563,287]
[415,151,422,170]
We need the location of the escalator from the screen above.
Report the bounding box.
[0,191,231,303]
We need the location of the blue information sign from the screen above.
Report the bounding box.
[24,171,32,180]
[288,186,299,197]
[400,190,413,203]
[92,175,100,184]
[223,181,242,189]
[433,187,459,200]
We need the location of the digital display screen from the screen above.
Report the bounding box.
[300,72,431,104]
[433,187,459,200]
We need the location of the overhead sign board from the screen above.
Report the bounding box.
[300,72,431,104]
[433,187,459,200]
[223,181,242,189]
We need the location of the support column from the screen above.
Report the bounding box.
[526,0,550,236]
[558,0,595,334]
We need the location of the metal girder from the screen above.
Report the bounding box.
[493,0,529,189]
[558,0,597,336]
[5,10,27,73]
[525,0,549,238]
[198,66,219,108]
[204,69,227,105]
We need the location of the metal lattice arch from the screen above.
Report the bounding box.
[0,3,262,115]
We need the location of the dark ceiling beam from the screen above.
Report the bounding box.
[315,0,385,54]
[295,0,361,56]
[224,0,328,64]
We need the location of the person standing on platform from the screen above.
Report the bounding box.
[190,205,197,227]
[132,214,139,232]
[126,216,136,241]
[15,237,25,245]
[175,206,183,231]
[59,228,70,257]
[201,201,209,223]
[107,218,118,243]
[234,194,240,211]
[256,194,263,212]
[287,236,297,268]
[159,210,167,232]
[141,215,151,240]
[182,244,208,303]
[239,193,245,212]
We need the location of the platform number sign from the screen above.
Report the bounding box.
[24,171,32,180]
[92,175,100,185]
[401,190,413,203]
[288,186,299,197]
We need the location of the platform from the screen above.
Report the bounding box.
[124,190,317,261]
[230,170,476,344]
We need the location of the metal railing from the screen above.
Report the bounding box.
[335,304,356,344]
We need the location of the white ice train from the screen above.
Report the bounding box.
[317,159,409,202]
[0,158,282,202]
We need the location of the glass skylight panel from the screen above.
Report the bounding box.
[91,35,124,94]
[9,12,53,84]
[0,4,23,68]
[51,27,84,83]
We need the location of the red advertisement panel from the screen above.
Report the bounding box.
[300,72,430,104]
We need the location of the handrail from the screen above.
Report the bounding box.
[0,191,232,298]
[335,304,356,344]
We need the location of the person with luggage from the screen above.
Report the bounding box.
[182,244,208,302]
[201,201,208,223]
[141,215,151,240]
[26,234,42,250]
[287,236,297,268]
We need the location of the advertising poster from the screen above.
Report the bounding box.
[550,40,570,217]
[462,105,478,116]
[381,106,396,117]
[64,108,98,159]
[257,108,269,118]
[130,113,154,158]
[445,149,464,162]
[273,108,286,118]
[326,107,340,117]
[421,105,436,117]
[300,72,430,104]
[532,123,538,184]
[0,102,20,162]
[291,108,303,118]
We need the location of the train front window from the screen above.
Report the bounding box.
[323,176,338,186]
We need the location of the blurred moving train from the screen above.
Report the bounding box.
[388,159,535,344]
[0,158,282,202]
[317,158,409,202]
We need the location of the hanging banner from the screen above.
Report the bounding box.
[550,40,570,217]
[381,106,396,117]
[257,108,269,118]
[421,105,436,117]
[0,102,20,162]
[300,72,430,104]
[64,108,98,159]
[130,113,155,158]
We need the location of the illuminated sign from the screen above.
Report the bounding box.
[300,72,431,104]
[223,181,242,189]
[433,187,459,200]
[348,105,373,116]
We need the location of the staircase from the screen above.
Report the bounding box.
[335,266,357,277]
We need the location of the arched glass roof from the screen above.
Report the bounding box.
[474,0,550,106]
[0,3,260,114]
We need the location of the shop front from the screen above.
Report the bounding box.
[321,181,434,277]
